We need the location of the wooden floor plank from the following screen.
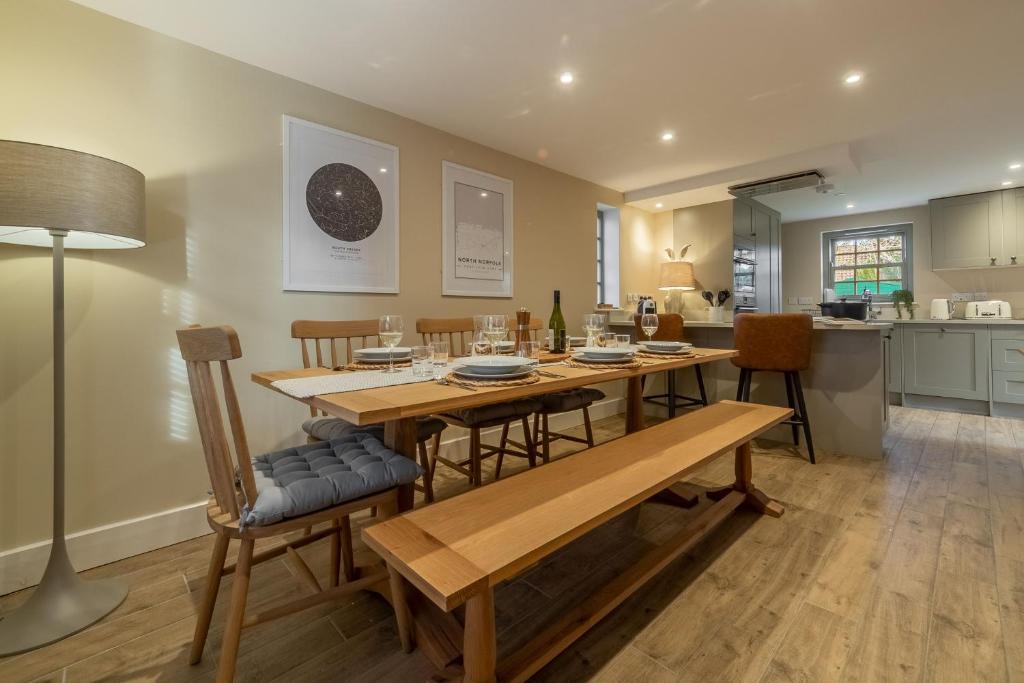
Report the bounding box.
[925,570,1007,682]
[760,602,857,683]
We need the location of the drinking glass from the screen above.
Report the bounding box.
[411,345,432,377]
[430,340,450,377]
[640,313,659,343]
[615,334,632,349]
[378,315,404,373]
[516,340,541,364]
[582,313,606,348]
[471,330,492,356]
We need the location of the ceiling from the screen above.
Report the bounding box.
[74,0,1024,221]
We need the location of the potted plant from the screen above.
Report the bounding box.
[892,289,914,319]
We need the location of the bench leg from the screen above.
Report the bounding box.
[720,442,783,517]
[625,376,646,433]
[463,589,497,683]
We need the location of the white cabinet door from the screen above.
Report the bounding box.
[930,192,1003,269]
[1001,187,1024,267]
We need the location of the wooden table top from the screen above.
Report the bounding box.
[361,401,791,610]
[251,347,737,425]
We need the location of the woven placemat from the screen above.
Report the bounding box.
[338,359,413,371]
[444,372,540,387]
[563,357,643,370]
[635,350,697,360]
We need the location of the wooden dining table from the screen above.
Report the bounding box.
[250,347,738,669]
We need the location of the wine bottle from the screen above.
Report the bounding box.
[548,290,566,352]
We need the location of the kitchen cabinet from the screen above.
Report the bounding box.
[930,191,1003,269]
[732,198,781,313]
[888,325,902,393]
[930,188,1024,270]
[902,324,990,401]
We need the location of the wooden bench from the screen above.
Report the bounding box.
[362,400,792,683]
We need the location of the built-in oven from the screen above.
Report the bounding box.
[733,234,757,313]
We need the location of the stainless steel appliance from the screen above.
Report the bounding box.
[733,234,757,313]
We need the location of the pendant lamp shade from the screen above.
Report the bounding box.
[658,260,696,290]
[0,140,145,248]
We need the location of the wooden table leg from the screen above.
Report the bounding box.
[625,376,646,434]
[463,589,497,683]
[706,442,784,517]
[384,418,419,513]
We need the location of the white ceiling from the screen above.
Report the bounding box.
[74,0,1024,221]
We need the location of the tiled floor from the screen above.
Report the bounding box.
[1,406,1022,682]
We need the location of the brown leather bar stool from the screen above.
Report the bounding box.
[633,313,707,417]
[732,313,815,464]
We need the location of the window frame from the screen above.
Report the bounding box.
[596,209,606,304]
[821,223,913,302]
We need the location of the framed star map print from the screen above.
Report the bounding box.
[283,116,399,293]
[442,161,514,297]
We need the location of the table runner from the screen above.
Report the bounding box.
[271,366,438,398]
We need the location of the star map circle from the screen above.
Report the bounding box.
[305,163,383,242]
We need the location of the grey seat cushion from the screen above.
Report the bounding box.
[442,398,542,429]
[244,432,421,527]
[538,388,605,414]
[302,416,446,442]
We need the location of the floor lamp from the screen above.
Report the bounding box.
[0,140,146,654]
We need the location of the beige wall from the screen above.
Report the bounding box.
[619,206,672,301]
[0,0,655,551]
[782,205,1024,315]
[671,201,735,320]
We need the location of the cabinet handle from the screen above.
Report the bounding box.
[1012,256,1018,264]
[990,257,997,265]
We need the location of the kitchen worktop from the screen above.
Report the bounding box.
[609,320,892,331]
[882,318,1024,325]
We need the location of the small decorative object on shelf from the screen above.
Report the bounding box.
[892,289,914,319]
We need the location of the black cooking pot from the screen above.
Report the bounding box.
[818,300,868,320]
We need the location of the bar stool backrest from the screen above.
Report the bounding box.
[633,313,684,341]
[732,313,813,371]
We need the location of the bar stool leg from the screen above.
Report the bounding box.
[791,371,815,464]
[694,364,708,406]
[783,372,800,447]
[666,371,677,418]
[743,370,753,402]
[736,369,748,401]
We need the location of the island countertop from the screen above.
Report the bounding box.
[610,320,892,331]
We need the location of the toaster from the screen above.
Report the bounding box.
[965,300,1012,319]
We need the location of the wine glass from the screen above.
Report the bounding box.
[378,315,404,374]
[640,313,659,343]
[483,314,507,351]
[582,314,606,348]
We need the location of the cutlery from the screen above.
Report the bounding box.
[435,376,477,391]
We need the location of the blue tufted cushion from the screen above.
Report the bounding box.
[243,432,421,527]
[302,416,446,442]
[538,388,605,414]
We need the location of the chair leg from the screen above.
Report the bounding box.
[495,423,510,480]
[329,519,341,588]
[582,406,595,447]
[417,440,434,502]
[340,515,356,582]
[190,531,230,665]
[666,371,677,418]
[791,371,816,464]
[469,428,482,486]
[541,413,550,464]
[430,432,441,479]
[520,417,536,467]
[783,372,800,446]
[694,364,708,406]
[736,369,748,401]
[215,537,254,683]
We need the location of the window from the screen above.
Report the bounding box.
[596,210,605,303]
[822,224,912,301]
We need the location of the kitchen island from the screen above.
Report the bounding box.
[611,320,892,459]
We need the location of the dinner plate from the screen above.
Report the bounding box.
[579,347,634,360]
[571,352,632,364]
[354,347,411,360]
[640,342,692,354]
[452,366,535,380]
[457,355,531,375]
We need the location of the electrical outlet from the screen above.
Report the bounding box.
[787,297,798,305]
[798,296,813,305]
[951,292,972,302]
[974,292,988,301]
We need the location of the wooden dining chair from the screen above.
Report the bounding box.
[292,319,447,502]
[634,313,707,418]
[176,325,417,683]
[415,317,540,487]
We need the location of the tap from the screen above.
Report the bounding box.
[861,289,878,319]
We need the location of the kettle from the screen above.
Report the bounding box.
[930,299,952,320]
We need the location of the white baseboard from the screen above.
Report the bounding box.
[0,500,211,596]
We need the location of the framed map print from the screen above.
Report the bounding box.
[283,116,399,293]
[441,161,513,297]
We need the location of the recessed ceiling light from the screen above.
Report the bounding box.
[846,203,855,209]
[660,131,675,142]
[843,71,863,86]
[655,202,663,209]
[559,71,574,85]
[1010,162,1022,170]
[1001,180,1013,186]
[334,191,342,196]
[480,192,488,197]
[836,192,848,197]
[379,167,387,173]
